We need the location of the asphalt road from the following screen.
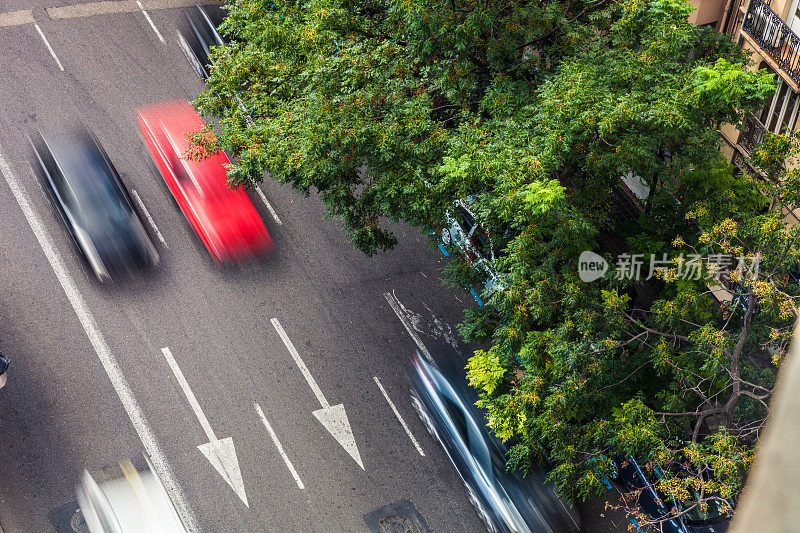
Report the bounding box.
[0,2,628,532]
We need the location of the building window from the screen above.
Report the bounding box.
[754,62,800,134]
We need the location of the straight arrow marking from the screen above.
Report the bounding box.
[270,319,364,470]
[270,318,329,409]
[161,347,249,506]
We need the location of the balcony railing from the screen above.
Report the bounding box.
[727,0,749,36]
[743,0,800,86]
[738,114,769,153]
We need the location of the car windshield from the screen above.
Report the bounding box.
[59,151,132,228]
[166,138,232,204]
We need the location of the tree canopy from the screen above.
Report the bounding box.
[194,0,787,525]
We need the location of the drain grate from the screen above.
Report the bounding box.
[364,499,432,533]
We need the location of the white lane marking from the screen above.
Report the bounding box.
[270,318,364,470]
[160,347,249,506]
[131,189,167,246]
[1,156,199,533]
[34,24,64,72]
[254,403,305,489]
[374,377,425,456]
[383,291,435,366]
[256,187,282,226]
[0,9,34,27]
[136,1,164,43]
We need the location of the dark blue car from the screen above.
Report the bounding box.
[409,352,581,533]
[30,126,159,282]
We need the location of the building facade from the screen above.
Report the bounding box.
[692,0,800,170]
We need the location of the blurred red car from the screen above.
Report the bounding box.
[137,100,274,262]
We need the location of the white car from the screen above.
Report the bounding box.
[77,457,188,533]
[441,198,503,303]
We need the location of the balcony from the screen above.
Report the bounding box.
[742,0,800,87]
[738,113,769,154]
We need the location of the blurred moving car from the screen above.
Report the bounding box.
[136,100,274,262]
[616,457,730,533]
[30,126,159,282]
[177,4,225,80]
[408,353,581,533]
[77,458,188,533]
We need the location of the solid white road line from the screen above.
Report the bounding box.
[0,156,199,533]
[374,377,425,456]
[131,189,167,246]
[160,347,249,506]
[256,187,283,226]
[34,24,64,72]
[136,0,165,43]
[383,291,435,366]
[0,9,34,27]
[254,403,305,489]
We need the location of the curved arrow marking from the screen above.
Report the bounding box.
[271,319,364,470]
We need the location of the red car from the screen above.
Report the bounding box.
[137,100,274,262]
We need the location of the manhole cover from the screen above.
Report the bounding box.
[365,499,431,533]
[48,500,88,532]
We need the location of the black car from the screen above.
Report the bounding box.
[178,5,225,80]
[615,456,730,533]
[30,126,159,282]
[409,353,581,533]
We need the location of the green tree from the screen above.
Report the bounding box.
[195,0,781,525]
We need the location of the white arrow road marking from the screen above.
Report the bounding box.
[383,291,435,366]
[312,404,363,470]
[161,347,249,506]
[1,156,198,532]
[374,377,425,456]
[254,403,304,489]
[270,318,364,470]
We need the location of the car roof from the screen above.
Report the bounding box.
[138,100,234,197]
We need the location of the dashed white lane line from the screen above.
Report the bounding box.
[34,24,64,72]
[0,9,34,27]
[137,0,165,43]
[0,153,199,533]
[256,187,283,226]
[131,189,167,246]
[374,377,425,457]
[254,403,305,489]
[383,291,435,366]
